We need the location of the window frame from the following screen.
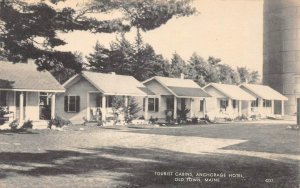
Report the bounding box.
[148,97,159,112]
[220,99,228,111]
[251,98,259,108]
[263,99,272,107]
[65,95,80,113]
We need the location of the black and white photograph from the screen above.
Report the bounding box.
[0,0,299,187]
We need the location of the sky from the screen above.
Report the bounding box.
[55,0,264,73]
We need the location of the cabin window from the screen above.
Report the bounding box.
[148,98,159,112]
[251,98,259,107]
[0,91,7,106]
[199,99,204,112]
[220,99,228,110]
[64,96,80,112]
[263,99,272,107]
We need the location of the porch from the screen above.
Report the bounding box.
[0,90,57,124]
[144,95,207,121]
[249,98,285,118]
[86,92,147,124]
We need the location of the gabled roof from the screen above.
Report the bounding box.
[143,76,210,98]
[240,84,288,101]
[64,71,151,96]
[203,83,255,100]
[0,61,65,92]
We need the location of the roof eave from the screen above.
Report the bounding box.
[0,88,65,92]
[176,95,210,98]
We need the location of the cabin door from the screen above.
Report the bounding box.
[39,92,52,120]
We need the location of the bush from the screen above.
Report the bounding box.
[234,114,248,121]
[21,120,33,130]
[149,116,158,124]
[177,105,190,121]
[9,119,19,130]
[48,116,71,129]
[191,117,198,124]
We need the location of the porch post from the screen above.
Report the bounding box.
[124,96,129,122]
[258,98,264,109]
[258,98,264,113]
[51,93,56,119]
[102,95,106,121]
[86,93,90,121]
[190,98,193,118]
[19,91,24,122]
[281,100,284,116]
[124,96,129,107]
[247,101,251,117]
[238,100,242,116]
[174,97,177,121]
[144,97,148,120]
[271,100,274,115]
[227,99,232,112]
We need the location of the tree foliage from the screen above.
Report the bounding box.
[0,0,196,73]
[237,66,260,84]
[168,52,187,78]
[87,32,168,81]
[185,53,260,86]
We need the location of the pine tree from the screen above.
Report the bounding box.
[87,41,112,73]
[169,52,186,78]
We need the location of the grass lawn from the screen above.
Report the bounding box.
[0,121,299,188]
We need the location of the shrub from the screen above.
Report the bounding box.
[125,97,142,123]
[165,110,174,123]
[235,114,248,121]
[177,105,190,121]
[111,96,142,124]
[21,120,33,130]
[191,117,198,124]
[149,116,158,124]
[9,119,19,130]
[48,116,71,129]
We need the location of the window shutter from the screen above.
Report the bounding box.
[200,100,204,112]
[76,96,80,112]
[155,98,159,112]
[143,98,145,111]
[64,96,68,112]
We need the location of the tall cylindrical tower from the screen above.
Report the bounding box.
[263,0,300,115]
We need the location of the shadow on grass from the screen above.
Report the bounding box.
[0,129,39,135]
[0,146,298,188]
[122,124,300,155]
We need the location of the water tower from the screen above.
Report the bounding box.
[263,0,300,115]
